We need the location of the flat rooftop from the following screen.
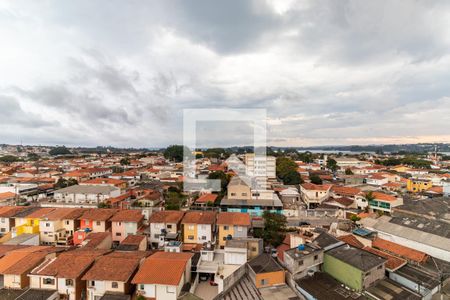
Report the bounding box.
[365,278,421,300]
[295,272,365,300]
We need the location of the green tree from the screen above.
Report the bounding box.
[262,211,287,247]
[49,146,71,156]
[276,157,298,182]
[326,158,338,172]
[27,153,39,161]
[55,178,78,189]
[207,171,230,191]
[0,155,20,163]
[120,158,130,166]
[164,145,188,162]
[282,170,303,185]
[309,174,323,185]
[345,168,353,175]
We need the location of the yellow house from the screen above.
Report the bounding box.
[12,207,55,237]
[181,211,216,244]
[407,178,433,192]
[391,165,410,173]
[217,212,251,248]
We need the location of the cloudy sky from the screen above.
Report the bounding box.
[1,0,450,148]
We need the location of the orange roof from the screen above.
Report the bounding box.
[427,186,443,194]
[21,207,55,219]
[43,208,86,221]
[371,192,397,202]
[363,246,406,271]
[0,206,26,218]
[217,212,251,226]
[338,235,364,249]
[149,211,185,224]
[331,185,361,196]
[0,192,17,201]
[82,255,141,282]
[301,183,332,191]
[181,211,217,225]
[80,209,118,221]
[372,238,428,263]
[132,252,193,285]
[82,178,126,186]
[196,194,218,203]
[110,210,144,223]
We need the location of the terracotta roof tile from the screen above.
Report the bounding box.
[362,246,406,271]
[80,209,118,221]
[149,211,185,224]
[338,235,364,249]
[181,211,217,225]
[110,210,144,223]
[372,238,428,263]
[196,194,218,203]
[81,255,141,282]
[132,252,193,285]
[217,212,251,226]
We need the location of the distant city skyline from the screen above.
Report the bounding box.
[1,1,450,147]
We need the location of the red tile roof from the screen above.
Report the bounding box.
[181,211,217,225]
[148,211,185,224]
[80,209,118,221]
[110,210,144,223]
[301,183,332,191]
[372,238,428,263]
[196,194,218,203]
[338,235,364,249]
[331,185,361,196]
[363,246,407,271]
[132,252,193,285]
[82,255,141,282]
[217,212,251,226]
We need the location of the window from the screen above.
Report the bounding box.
[66,279,73,286]
[188,235,194,240]
[223,237,227,241]
[0,228,5,232]
[46,223,50,227]
[43,278,55,285]
[201,236,206,240]
[251,247,257,251]
[260,279,269,286]
[231,193,236,196]
[140,284,145,290]
[188,225,194,230]
[167,224,172,229]
[242,193,247,196]
[314,255,318,261]
[111,282,118,288]
[1,218,5,223]
[166,286,176,293]
[237,226,243,232]
[298,260,304,266]
[116,232,122,236]
[96,221,101,226]
[91,281,95,287]
[224,226,229,230]
[66,220,70,225]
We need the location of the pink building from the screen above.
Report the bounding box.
[110,210,144,244]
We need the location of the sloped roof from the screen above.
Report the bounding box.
[217,212,251,226]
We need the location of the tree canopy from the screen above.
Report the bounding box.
[326,158,338,172]
[0,155,20,163]
[261,211,287,247]
[164,145,188,162]
[309,174,323,185]
[49,146,71,156]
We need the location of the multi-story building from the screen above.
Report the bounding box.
[216,212,251,248]
[244,154,276,179]
[53,185,121,206]
[323,245,386,292]
[300,183,331,209]
[39,208,85,245]
[110,210,144,244]
[407,178,433,192]
[181,211,217,244]
[148,210,185,246]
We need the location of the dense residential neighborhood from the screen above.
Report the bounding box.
[0,144,448,299]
